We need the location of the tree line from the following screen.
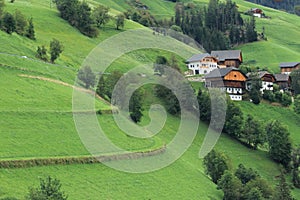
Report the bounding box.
[52,0,125,38]
[203,149,294,200]
[0,0,35,39]
[198,87,293,170]
[172,0,258,52]
[121,0,259,52]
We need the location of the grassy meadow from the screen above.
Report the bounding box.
[1,0,300,199]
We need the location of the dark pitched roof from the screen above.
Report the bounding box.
[246,71,273,79]
[279,62,300,68]
[275,74,290,82]
[186,53,210,63]
[205,67,237,79]
[211,50,242,62]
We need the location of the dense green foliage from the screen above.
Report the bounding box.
[217,171,242,200]
[223,100,243,138]
[203,150,231,184]
[27,176,68,200]
[1,0,300,199]
[266,120,292,169]
[115,13,125,30]
[292,147,300,188]
[291,69,300,95]
[77,66,96,89]
[248,73,262,105]
[129,88,144,123]
[1,12,15,34]
[295,95,300,114]
[0,5,35,39]
[97,71,122,100]
[53,0,99,37]
[92,5,110,28]
[36,45,48,61]
[235,164,259,184]
[218,163,273,200]
[241,115,265,149]
[50,39,63,63]
[173,0,257,51]
[274,170,293,200]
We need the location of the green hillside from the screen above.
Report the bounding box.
[0,0,300,199]
[91,0,300,72]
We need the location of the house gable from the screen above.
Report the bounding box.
[224,71,247,81]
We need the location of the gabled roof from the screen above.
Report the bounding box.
[275,74,290,82]
[279,62,300,68]
[211,50,242,62]
[205,67,239,79]
[186,53,210,63]
[247,71,273,79]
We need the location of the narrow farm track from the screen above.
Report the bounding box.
[18,74,111,106]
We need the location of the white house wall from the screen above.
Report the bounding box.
[261,81,273,92]
[188,61,218,75]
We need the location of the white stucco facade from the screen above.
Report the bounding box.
[187,58,218,75]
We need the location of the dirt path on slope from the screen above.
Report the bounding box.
[18,74,111,106]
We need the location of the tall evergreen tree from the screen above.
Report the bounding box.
[26,17,35,40]
[245,16,258,42]
[290,69,300,95]
[129,89,144,123]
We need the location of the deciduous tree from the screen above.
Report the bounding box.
[92,5,110,28]
[223,100,243,138]
[50,38,63,63]
[27,176,68,200]
[203,149,231,184]
[77,66,96,89]
[2,12,16,34]
[115,14,125,30]
[36,46,48,61]
[294,95,300,114]
[217,171,242,200]
[266,120,292,169]
[14,9,27,35]
[241,115,265,149]
[235,164,259,184]
[274,170,293,200]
